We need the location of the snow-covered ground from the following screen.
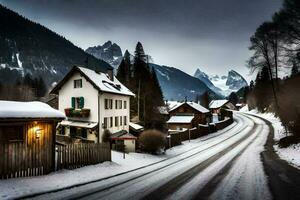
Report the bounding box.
[0,121,238,200]
[241,106,300,169]
[168,114,271,200]
[28,113,271,200]
[0,151,162,200]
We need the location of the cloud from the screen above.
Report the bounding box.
[1,0,282,81]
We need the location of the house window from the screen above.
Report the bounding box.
[103,117,108,128]
[110,117,113,128]
[115,116,119,127]
[119,100,122,109]
[72,97,84,109]
[74,79,82,88]
[105,99,109,109]
[120,116,123,126]
[105,99,113,109]
[109,99,113,109]
[124,101,127,109]
[124,116,127,125]
[115,100,118,109]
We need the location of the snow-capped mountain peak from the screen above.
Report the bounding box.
[194,68,209,80]
[194,68,248,97]
[85,41,123,69]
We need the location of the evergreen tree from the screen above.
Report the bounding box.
[200,91,210,108]
[116,49,131,87]
[36,77,47,97]
[116,59,128,85]
[291,62,299,77]
[23,74,34,87]
[249,80,254,90]
[228,92,239,106]
[150,68,164,106]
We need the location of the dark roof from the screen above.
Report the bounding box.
[111,130,128,138]
[111,130,137,140]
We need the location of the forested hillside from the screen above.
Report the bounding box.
[0,4,112,87]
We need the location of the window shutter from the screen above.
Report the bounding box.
[71,97,75,108]
[79,97,84,109]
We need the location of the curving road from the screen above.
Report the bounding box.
[27,112,300,200]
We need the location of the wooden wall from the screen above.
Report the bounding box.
[169,104,208,125]
[0,121,55,179]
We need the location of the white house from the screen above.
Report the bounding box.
[50,66,135,144]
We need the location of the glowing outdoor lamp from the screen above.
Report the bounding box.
[35,128,42,139]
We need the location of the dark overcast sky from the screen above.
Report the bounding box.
[0,0,283,81]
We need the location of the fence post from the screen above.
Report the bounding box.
[188,129,191,142]
[167,135,171,148]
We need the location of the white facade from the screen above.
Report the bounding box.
[58,72,99,123]
[54,67,134,143]
[99,93,130,142]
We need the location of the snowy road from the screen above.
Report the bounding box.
[28,112,277,200]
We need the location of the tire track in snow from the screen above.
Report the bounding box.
[191,113,271,200]
[144,113,261,200]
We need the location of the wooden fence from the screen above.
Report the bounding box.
[0,141,53,179]
[166,117,234,149]
[56,143,111,170]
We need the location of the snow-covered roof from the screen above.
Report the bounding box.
[129,122,144,131]
[0,101,65,119]
[78,67,134,96]
[167,101,182,110]
[167,115,194,124]
[51,66,134,96]
[157,106,169,115]
[209,100,229,109]
[169,102,209,113]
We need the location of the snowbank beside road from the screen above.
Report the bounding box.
[242,107,300,169]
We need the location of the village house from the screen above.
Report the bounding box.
[0,101,65,179]
[167,101,210,131]
[209,100,235,114]
[50,66,135,150]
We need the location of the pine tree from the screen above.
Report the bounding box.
[228,92,239,106]
[36,77,47,97]
[291,62,299,77]
[117,50,131,87]
[150,68,164,106]
[200,91,210,108]
[116,59,128,85]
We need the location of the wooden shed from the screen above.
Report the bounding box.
[167,102,210,130]
[0,101,65,179]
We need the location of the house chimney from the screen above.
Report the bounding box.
[107,69,114,81]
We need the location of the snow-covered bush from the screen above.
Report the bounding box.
[139,130,166,154]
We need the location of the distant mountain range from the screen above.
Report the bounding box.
[0,4,112,87]
[0,4,247,101]
[149,63,221,101]
[84,41,249,100]
[85,42,154,70]
[194,68,248,97]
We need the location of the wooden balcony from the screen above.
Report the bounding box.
[64,108,90,118]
